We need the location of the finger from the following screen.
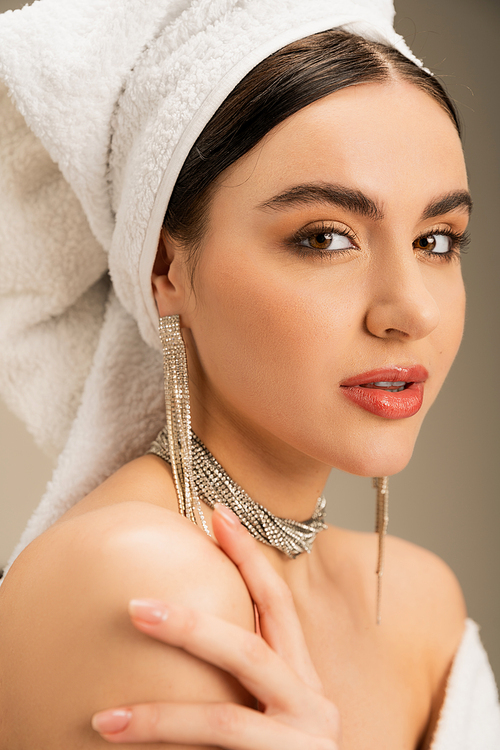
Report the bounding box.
[128,598,314,713]
[92,702,338,750]
[212,504,322,692]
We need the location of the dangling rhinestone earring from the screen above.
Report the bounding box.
[158,314,210,534]
[373,476,389,625]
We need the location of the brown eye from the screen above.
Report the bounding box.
[309,232,334,249]
[300,231,354,252]
[415,235,436,251]
[414,234,451,254]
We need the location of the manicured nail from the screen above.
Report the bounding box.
[92,708,132,734]
[129,599,168,623]
[215,503,240,528]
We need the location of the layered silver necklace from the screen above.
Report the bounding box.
[149,426,327,559]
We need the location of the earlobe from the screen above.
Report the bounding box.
[151,228,187,318]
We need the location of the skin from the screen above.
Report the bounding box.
[0,79,469,749]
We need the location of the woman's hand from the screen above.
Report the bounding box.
[91,504,341,749]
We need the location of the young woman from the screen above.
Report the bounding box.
[0,1,498,748]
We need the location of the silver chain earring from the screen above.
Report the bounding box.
[373,476,389,625]
[158,314,210,534]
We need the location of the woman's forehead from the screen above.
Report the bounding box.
[218,80,467,217]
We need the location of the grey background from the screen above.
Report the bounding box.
[1,0,498,684]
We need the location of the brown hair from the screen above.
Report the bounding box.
[163,29,460,274]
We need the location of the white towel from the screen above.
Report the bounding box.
[432,620,500,749]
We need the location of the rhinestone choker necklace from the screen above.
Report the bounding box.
[148,426,327,559]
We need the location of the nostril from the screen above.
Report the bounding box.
[385,328,410,338]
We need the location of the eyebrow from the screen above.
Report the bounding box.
[421,191,473,220]
[257,182,473,222]
[257,183,383,220]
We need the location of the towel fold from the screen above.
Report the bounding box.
[432,620,500,749]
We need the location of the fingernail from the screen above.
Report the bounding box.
[92,708,132,734]
[215,503,240,528]
[129,599,168,623]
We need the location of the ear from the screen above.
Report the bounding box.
[151,228,189,318]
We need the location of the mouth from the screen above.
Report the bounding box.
[340,366,428,419]
[359,381,407,392]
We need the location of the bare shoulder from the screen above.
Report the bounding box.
[0,500,254,749]
[383,533,467,650]
[54,453,182,519]
[324,525,466,628]
[329,524,464,616]
[322,525,466,671]
[323,525,466,734]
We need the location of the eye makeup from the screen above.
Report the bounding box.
[412,226,470,263]
[285,220,359,259]
[283,219,470,262]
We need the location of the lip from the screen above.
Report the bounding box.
[340,366,428,420]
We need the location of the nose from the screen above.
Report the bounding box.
[365,251,441,341]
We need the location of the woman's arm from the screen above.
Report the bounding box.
[91,505,340,748]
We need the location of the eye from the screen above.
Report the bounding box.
[300,230,355,252]
[288,222,358,259]
[414,234,451,254]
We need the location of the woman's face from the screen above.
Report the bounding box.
[159,79,469,478]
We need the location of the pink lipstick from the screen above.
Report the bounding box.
[340,366,428,419]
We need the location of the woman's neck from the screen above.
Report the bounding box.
[190,403,330,524]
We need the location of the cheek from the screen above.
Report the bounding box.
[195,268,312,391]
[189,249,355,423]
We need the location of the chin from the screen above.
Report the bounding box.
[309,421,421,478]
[342,453,414,478]
[337,435,418,478]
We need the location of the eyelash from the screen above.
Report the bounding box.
[287,222,357,259]
[287,222,471,262]
[416,226,471,262]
